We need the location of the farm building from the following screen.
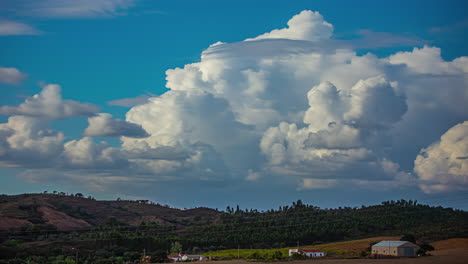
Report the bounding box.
[288,249,326,257]
[372,241,420,257]
[168,254,206,262]
[167,254,182,262]
[302,250,326,257]
[181,254,206,261]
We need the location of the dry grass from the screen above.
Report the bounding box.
[209,248,468,264]
[431,238,468,250]
[302,236,400,252]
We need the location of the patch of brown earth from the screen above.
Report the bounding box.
[431,238,468,250]
[0,217,32,230]
[309,236,401,252]
[37,206,91,230]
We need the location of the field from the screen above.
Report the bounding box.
[204,236,400,259]
[204,238,468,264]
[208,248,468,264]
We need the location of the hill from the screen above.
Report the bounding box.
[0,193,220,231]
[0,193,467,262]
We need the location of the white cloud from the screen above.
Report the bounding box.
[260,76,407,180]
[84,113,149,138]
[0,20,40,36]
[1,10,467,196]
[388,46,467,74]
[0,84,99,119]
[0,116,64,167]
[246,169,262,181]
[16,0,138,18]
[302,178,337,189]
[246,10,333,42]
[415,121,468,193]
[0,67,27,84]
[61,137,128,169]
[107,94,152,107]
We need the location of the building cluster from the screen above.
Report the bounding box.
[150,240,420,263]
[167,254,207,262]
[288,248,327,257]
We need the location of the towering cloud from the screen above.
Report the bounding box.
[0,10,467,196]
[415,121,468,193]
[246,10,333,41]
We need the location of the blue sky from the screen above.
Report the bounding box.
[0,0,467,210]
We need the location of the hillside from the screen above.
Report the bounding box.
[0,194,467,262]
[0,193,220,231]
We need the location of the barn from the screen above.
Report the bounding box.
[372,241,420,257]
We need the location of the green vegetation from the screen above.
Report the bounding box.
[0,195,466,263]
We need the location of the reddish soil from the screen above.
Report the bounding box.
[431,238,468,250]
[0,217,32,230]
[37,206,91,230]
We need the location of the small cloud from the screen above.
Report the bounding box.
[107,94,153,107]
[0,84,99,119]
[0,20,41,36]
[344,29,425,49]
[246,10,333,42]
[21,0,138,18]
[0,67,27,84]
[246,169,262,181]
[84,113,149,138]
[428,19,468,33]
[302,178,337,190]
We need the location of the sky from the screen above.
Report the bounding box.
[0,0,467,210]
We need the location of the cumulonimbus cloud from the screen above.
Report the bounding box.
[0,10,467,196]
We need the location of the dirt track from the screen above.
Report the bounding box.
[208,248,468,264]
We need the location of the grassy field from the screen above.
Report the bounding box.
[204,236,400,259]
[204,238,468,264]
[208,248,468,264]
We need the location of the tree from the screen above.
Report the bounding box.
[401,234,416,243]
[149,250,167,263]
[170,241,182,255]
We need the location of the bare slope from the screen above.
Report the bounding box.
[0,193,220,231]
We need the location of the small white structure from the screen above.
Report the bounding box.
[288,249,299,257]
[181,254,206,261]
[289,249,326,257]
[168,255,182,262]
[302,250,326,257]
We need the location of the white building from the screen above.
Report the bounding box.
[372,241,420,257]
[289,249,326,257]
[181,254,206,261]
